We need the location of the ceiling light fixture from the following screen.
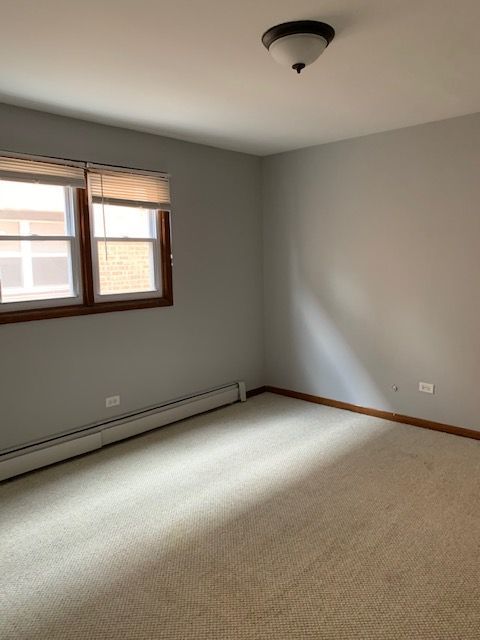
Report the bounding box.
[262,20,335,74]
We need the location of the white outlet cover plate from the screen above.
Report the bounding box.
[419,382,435,394]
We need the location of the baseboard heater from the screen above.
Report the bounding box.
[0,381,246,482]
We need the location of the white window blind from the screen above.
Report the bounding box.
[87,164,170,210]
[0,154,86,188]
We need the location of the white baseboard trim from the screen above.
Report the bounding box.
[0,382,244,482]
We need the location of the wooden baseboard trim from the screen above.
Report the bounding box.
[264,386,480,442]
[246,386,267,398]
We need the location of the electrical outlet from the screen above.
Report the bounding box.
[106,395,120,408]
[419,382,435,394]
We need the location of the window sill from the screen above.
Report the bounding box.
[0,295,173,324]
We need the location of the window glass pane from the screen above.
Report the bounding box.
[0,240,75,304]
[31,240,70,255]
[30,220,67,236]
[0,240,21,252]
[0,180,71,236]
[0,257,22,288]
[93,203,154,238]
[32,257,69,287]
[0,220,20,235]
[97,240,156,295]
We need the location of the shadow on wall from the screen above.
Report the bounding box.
[296,278,389,410]
[276,235,391,411]
[1,394,479,639]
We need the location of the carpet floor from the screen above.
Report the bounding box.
[1,393,480,639]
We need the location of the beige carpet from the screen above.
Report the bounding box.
[1,393,480,639]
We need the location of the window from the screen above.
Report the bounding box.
[93,203,159,298]
[0,154,172,324]
[87,165,170,302]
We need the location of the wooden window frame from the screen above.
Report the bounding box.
[0,188,173,324]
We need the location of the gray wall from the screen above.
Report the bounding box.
[263,112,480,430]
[0,105,264,452]
[2,104,479,451]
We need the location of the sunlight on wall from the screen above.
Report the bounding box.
[290,251,391,411]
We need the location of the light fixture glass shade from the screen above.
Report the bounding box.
[268,33,328,70]
[262,20,335,73]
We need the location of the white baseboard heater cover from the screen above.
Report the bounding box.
[0,381,246,482]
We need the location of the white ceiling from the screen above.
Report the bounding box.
[1,0,480,155]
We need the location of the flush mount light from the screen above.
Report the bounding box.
[262,20,335,74]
